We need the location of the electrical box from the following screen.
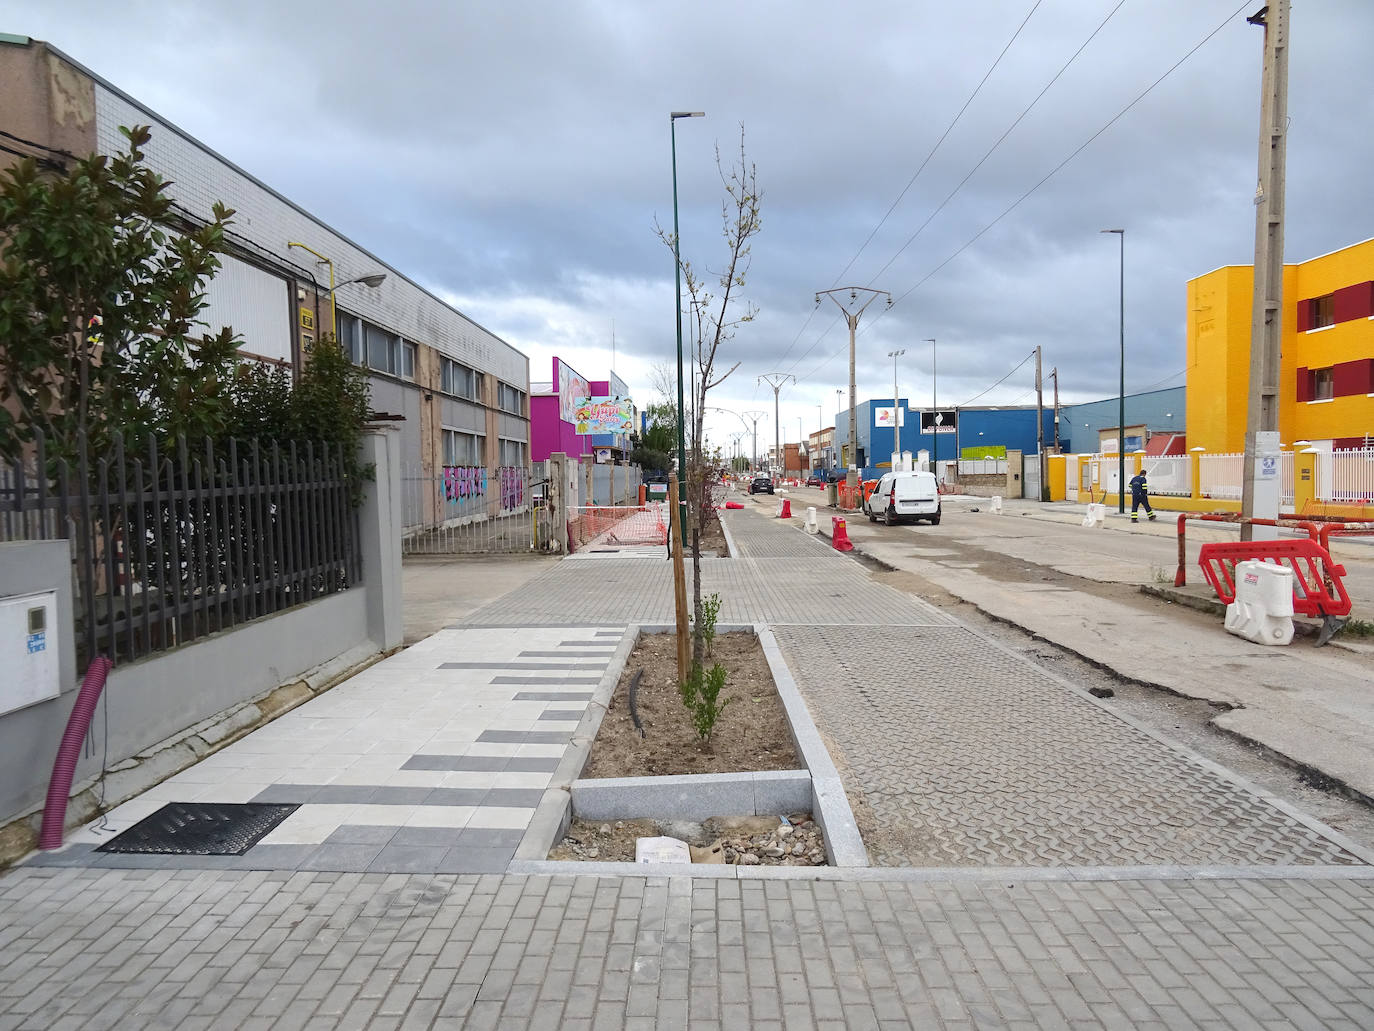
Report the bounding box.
[0,590,61,717]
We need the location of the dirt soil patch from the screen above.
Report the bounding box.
[578,631,800,778]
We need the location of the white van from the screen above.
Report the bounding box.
[863,471,941,526]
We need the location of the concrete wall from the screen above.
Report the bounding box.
[0,429,404,838]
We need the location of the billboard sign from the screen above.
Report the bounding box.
[557,361,591,423]
[574,396,634,435]
[919,409,958,434]
[873,406,905,428]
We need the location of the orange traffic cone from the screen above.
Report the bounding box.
[831,516,853,551]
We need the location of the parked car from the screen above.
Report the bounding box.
[805,474,824,488]
[863,471,941,525]
[749,476,774,495]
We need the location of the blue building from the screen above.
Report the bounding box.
[835,400,1055,478]
[1058,386,1186,454]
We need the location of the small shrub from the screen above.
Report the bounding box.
[697,592,722,656]
[679,661,731,741]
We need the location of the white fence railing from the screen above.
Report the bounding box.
[1141,456,1190,496]
[1199,452,1243,500]
[1327,448,1374,502]
[957,459,1007,475]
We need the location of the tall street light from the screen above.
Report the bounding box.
[670,111,704,536]
[1101,228,1125,514]
[888,349,906,470]
[288,240,386,339]
[924,339,937,472]
[817,287,891,496]
[835,389,843,472]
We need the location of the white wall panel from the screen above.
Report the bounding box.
[93,87,528,388]
[202,256,291,362]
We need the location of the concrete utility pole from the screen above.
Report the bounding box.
[1100,228,1126,513]
[888,349,906,470]
[1035,346,1047,501]
[1240,1,1289,543]
[757,374,795,477]
[1051,367,1060,452]
[816,288,891,495]
[925,339,938,474]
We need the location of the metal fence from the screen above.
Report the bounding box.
[1328,448,1374,502]
[1,433,360,668]
[1141,456,1191,496]
[402,465,551,555]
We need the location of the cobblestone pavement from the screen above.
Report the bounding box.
[2,867,1373,1030]
[772,623,1364,868]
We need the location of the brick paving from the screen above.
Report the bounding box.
[2,868,1373,1029]
[5,501,1374,1027]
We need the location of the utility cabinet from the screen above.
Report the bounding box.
[0,590,60,717]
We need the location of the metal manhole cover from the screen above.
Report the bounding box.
[95,802,299,855]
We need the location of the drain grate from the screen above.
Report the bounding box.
[96,802,299,855]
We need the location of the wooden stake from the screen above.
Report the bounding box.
[668,471,690,685]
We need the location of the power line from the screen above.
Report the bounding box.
[865,0,1129,287]
[882,1,1249,316]
[771,0,1043,374]
[960,350,1037,407]
[835,0,1044,288]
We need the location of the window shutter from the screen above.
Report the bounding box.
[1295,366,1311,402]
[1332,359,1374,398]
[1294,298,1311,332]
[1333,282,1374,324]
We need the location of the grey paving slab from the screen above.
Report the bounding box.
[772,622,1366,868]
[1,867,1372,1030]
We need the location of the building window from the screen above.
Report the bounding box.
[1310,294,1335,330]
[498,438,527,468]
[402,341,417,380]
[337,312,364,365]
[1313,367,1334,401]
[497,382,524,415]
[440,357,483,400]
[442,428,484,467]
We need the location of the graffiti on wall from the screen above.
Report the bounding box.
[442,466,526,511]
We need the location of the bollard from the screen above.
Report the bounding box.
[777,498,792,519]
[831,516,853,551]
[990,495,1003,515]
[1081,503,1106,528]
[804,506,819,533]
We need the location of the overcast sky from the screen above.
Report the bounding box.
[6,1,1372,454]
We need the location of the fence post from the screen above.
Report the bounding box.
[1189,447,1204,503]
[1294,448,1317,513]
[548,452,568,554]
[358,426,403,651]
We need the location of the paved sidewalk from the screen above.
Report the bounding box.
[5,504,1374,1028]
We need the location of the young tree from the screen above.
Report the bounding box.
[0,125,240,463]
[657,126,762,663]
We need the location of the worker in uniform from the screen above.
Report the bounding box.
[1128,469,1156,522]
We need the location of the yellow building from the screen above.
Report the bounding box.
[1186,237,1374,451]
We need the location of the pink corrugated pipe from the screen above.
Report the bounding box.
[38,655,114,851]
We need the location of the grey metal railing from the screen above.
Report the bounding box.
[1,431,360,668]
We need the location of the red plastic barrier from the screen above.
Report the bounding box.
[832,516,853,551]
[1197,538,1351,618]
[725,501,744,510]
[778,498,792,519]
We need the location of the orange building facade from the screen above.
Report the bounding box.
[1186,237,1374,452]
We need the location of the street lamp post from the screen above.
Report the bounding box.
[1101,229,1125,513]
[835,389,843,472]
[287,241,387,341]
[888,349,905,470]
[817,287,891,496]
[924,339,937,473]
[670,110,704,536]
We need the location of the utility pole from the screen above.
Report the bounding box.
[817,288,891,497]
[1051,367,1060,452]
[1240,1,1289,542]
[925,339,938,474]
[888,349,906,470]
[758,374,795,478]
[1035,345,1046,501]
